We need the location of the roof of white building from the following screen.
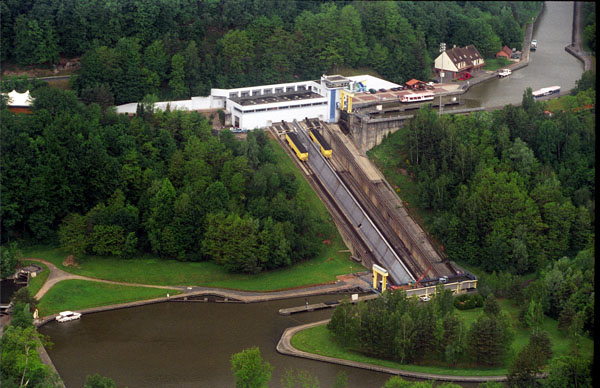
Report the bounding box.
[115,96,215,114]
[347,75,401,90]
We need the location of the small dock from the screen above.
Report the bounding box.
[278,294,379,315]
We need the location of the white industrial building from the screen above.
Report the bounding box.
[115,74,399,130]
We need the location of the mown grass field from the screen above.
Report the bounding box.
[18,138,363,292]
[36,280,181,316]
[482,57,513,71]
[291,298,594,376]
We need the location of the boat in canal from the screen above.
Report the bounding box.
[532,86,560,98]
[400,92,434,103]
[56,311,81,322]
[498,69,512,78]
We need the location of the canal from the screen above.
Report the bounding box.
[40,295,402,388]
[39,2,583,387]
[461,1,584,109]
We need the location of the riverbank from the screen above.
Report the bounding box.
[278,320,510,383]
[564,2,594,71]
[21,256,372,326]
[280,297,593,383]
[444,3,541,97]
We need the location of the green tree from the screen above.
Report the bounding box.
[13,16,59,66]
[84,374,117,388]
[202,212,260,273]
[10,288,38,313]
[169,53,188,99]
[0,325,57,388]
[220,29,255,75]
[113,37,144,104]
[91,224,126,256]
[281,369,320,388]
[332,371,347,388]
[469,296,514,366]
[0,242,19,278]
[478,383,505,388]
[543,355,592,388]
[144,40,169,82]
[58,213,89,257]
[9,303,34,329]
[145,178,177,257]
[328,301,358,348]
[230,347,273,388]
[525,299,544,334]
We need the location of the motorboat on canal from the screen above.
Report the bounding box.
[532,86,560,98]
[498,69,512,78]
[56,311,81,322]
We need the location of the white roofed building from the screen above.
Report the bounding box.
[114,74,399,130]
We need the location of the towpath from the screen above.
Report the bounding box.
[20,258,371,322]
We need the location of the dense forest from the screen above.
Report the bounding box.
[2,1,540,104]
[329,289,516,367]
[1,87,334,272]
[397,80,595,276]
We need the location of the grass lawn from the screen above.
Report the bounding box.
[482,58,513,71]
[292,298,594,376]
[36,280,181,317]
[20,260,50,297]
[18,139,363,291]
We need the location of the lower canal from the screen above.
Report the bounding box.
[40,295,403,388]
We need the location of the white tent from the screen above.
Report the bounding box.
[6,90,33,107]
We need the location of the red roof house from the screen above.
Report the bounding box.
[496,45,512,59]
[405,79,425,90]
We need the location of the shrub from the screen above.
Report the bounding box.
[454,293,484,310]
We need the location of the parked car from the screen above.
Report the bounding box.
[378,88,387,92]
[369,88,377,94]
[458,73,472,81]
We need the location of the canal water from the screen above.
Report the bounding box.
[40,295,401,388]
[461,1,584,109]
[39,3,582,387]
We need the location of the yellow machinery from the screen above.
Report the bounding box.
[340,90,354,113]
[285,132,308,161]
[372,264,389,292]
[309,130,332,158]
